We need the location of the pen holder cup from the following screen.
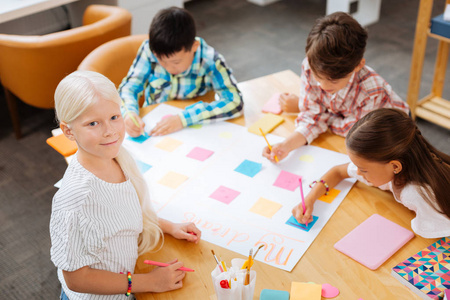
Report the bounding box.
[211,258,256,300]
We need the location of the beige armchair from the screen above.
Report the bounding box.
[0,5,132,139]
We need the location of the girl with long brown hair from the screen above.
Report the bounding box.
[293,108,450,238]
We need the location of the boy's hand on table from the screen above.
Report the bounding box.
[150,115,183,136]
[262,142,290,163]
[124,112,145,137]
[279,93,300,113]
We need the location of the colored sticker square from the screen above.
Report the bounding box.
[189,124,203,129]
[286,215,318,232]
[299,154,314,163]
[209,185,240,204]
[136,160,152,174]
[273,170,302,191]
[157,171,189,189]
[234,159,262,178]
[186,147,214,161]
[249,197,282,218]
[127,132,150,144]
[219,131,232,139]
[155,137,183,152]
[318,188,341,204]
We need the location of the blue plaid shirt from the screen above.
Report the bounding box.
[118,37,243,127]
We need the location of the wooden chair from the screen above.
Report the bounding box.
[0,5,132,139]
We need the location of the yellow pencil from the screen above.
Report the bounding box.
[259,127,279,162]
[122,101,143,135]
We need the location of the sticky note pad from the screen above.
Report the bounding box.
[46,134,78,157]
[155,137,183,152]
[248,113,284,135]
[157,171,188,189]
[136,160,152,174]
[209,185,240,204]
[127,132,150,144]
[234,159,262,177]
[273,170,301,191]
[290,282,322,300]
[260,289,289,300]
[286,215,318,232]
[334,214,414,270]
[261,93,282,114]
[318,188,340,204]
[186,147,214,161]
[250,197,282,218]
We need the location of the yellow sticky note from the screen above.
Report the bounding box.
[248,113,284,135]
[299,154,314,163]
[318,188,341,204]
[290,282,322,300]
[249,197,282,218]
[157,171,189,189]
[155,137,183,152]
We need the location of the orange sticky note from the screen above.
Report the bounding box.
[290,282,322,300]
[318,188,341,204]
[46,134,77,157]
[248,113,284,135]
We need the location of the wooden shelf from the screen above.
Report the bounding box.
[407,0,450,130]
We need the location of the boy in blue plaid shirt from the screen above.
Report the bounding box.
[119,7,243,137]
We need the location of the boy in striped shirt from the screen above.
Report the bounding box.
[263,12,409,163]
[119,7,243,137]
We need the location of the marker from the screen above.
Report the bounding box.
[143,260,194,272]
[259,128,279,162]
[299,177,308,227]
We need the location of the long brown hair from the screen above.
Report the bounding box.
[346,108,450,217]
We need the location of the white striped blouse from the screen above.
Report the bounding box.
[50,155,143,299]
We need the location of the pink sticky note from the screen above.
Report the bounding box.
[262,93,282,114]
[273,170,302,191]
[209,186,240,204]
[186,147,214,161]
[334,214,414,270]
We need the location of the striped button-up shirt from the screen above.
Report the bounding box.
[50,155,143,299]
[118,37,243,127]
[296,58,410,144]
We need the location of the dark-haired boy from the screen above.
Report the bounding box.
[119,7,243,137]
[263,12,409,162]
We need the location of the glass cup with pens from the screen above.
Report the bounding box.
[210,246,262,300]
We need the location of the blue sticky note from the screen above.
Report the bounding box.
[260,289,290,300]
[136,160,152,174]
[127,132,150,144]
[286,215,318,232]
[234,159,262,178]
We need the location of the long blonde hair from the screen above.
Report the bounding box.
[54,70,163,255]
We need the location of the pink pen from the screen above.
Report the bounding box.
[144,260,195,272]
[299,178,308,227]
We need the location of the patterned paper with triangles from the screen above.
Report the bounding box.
[392,237,450,299]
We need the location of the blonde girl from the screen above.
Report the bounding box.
[293,108,450,238]
[50,70,201,300]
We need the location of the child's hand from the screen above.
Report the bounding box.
[292,202,314,225]
[262,142,290,163]
[124,112,145,137]
[279,93,300,113]
[150,115,183,136]
[146,259,186,292]
[170,222,202,244]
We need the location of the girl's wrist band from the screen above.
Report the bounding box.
[309,179,329,195]
[121,271,132,296]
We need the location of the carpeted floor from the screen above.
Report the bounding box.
[0,0,448,298]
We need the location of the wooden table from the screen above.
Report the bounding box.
[135,70,436,300]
